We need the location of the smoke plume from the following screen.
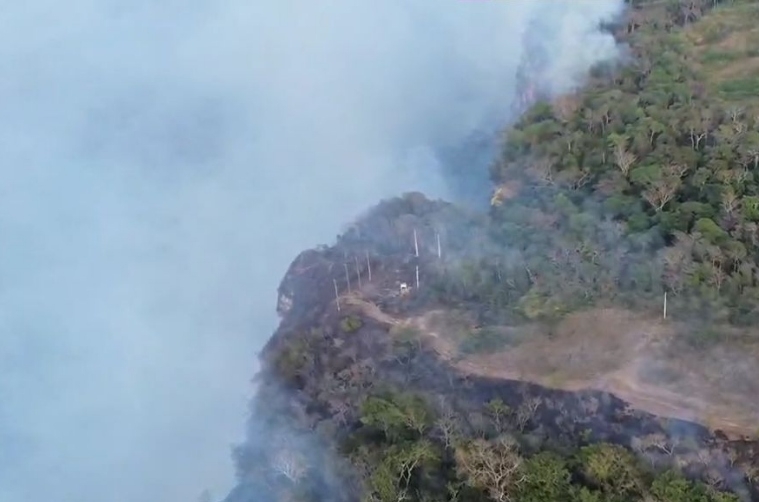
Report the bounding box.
[0,1,622,501]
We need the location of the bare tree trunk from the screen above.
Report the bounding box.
[344,263,351,293]
[355,256,362,289]
[334,279,341,311]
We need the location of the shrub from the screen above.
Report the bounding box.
[340,315,363,333]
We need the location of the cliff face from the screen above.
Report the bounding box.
[224,194,758,502]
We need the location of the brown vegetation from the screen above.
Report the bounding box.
[346,295,759,436]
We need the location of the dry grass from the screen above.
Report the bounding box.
[412,308,759,437]
[417,308,659,382]
[345,293,759,436]
[683,1,759,106]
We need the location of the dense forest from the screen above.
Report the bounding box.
[479,0,759,329]
[222,1,759,502]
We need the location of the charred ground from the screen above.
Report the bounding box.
[224,1,759,501]
[227,193,758,502]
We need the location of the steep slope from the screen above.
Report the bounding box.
[225,194,757,502]
[223,1,759,502]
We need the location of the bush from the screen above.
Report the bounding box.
[340,315,363,333]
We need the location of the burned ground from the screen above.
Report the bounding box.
[228,2,759,500]
[251,219,759,501]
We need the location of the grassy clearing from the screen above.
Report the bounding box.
[414,305,759,434]
[684,1,759,106]
[717,76,759,101]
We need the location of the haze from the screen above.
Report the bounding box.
[0,2,621,501]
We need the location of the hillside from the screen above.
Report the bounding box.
[222,2,759,502]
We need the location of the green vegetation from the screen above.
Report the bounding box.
[422,0,759,334]
[342,390,739,502]
[272,337,310,385]
[232,2,759,502]
[340,315,364,333]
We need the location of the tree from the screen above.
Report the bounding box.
[433,408,461,449]
[526,157,556,185]
[577,443,643,498]
[613,140,638,176]
[454,435,525,502]
[271,448,309,484]
[360,393,432,441]
[360,396,412,441]
[639,433,678,456]
[485,398,511,433]
[517,452,572,502]
[643,177,681,212]
[514,398,541,432]
[367,441,438,502]
[650,470,711,502]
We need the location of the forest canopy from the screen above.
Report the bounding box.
[227,2,759,502]
[463,0,759,328]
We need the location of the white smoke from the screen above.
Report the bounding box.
[0,1,623,502]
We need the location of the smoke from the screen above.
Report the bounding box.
[0,1,623,502]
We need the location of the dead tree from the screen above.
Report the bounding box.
[454,436,525,502]
[271,448,308,483]
[514,398,541,432]
[643,178,681,212]
[613,144,637,176]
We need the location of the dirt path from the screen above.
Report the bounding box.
[341,294,401,326]
[343,298,756,436]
